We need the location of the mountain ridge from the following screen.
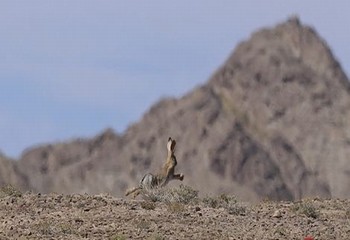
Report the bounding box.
[1,17,349,202]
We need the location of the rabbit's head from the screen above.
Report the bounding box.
[167,137,176,154]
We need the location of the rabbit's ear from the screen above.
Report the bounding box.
[171,140,176,151]
[167,137,176,152]
[167,137,172,152]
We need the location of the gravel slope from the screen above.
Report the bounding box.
[0,187,349,239]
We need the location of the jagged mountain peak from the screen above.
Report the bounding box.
[219,17,348,87]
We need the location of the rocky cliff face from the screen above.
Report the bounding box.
[2,17,350,201]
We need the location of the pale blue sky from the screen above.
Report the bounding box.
[0,1,349,158]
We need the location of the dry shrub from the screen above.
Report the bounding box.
[202,194,246,215]
[142,184,198,204]
[141,201,156,210]
[203,194,237,208]
[166,202,185,213]
[292,201,319,219]
[0,185,22,198]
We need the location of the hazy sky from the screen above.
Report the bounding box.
[1,1,349,158]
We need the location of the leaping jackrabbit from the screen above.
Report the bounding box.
[125,137,184,198]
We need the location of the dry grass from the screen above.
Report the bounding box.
[0,185,22,198]
[292,200,319,219]
[166,202,185,213]
[141,186,247,215]
[202,193,247,215]
[111,235,127,240]
[141,201,156,210]
[134,219,151,230]
[141,184,198,204]
[147,233,165,240]
[35,221,54,235]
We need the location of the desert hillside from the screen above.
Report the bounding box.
[1,17,350,202]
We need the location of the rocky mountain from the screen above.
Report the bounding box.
[1,17,350,201]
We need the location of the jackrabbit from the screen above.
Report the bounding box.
[125,137,184,198]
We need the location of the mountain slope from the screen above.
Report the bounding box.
[2,17,350,201]
[207,16,350,199]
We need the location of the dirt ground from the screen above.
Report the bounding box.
[0,186,349,240]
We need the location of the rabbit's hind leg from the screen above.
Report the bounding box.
[125,186,141,197]
[173,173,184,181]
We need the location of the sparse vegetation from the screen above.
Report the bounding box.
[0,191,349,239]
[59,222,75,235]
[142,184,198,204]
[202,196,219,208]
[111,235,127,240]
[141,201,156,210]
[203,194,236,208]
[227,203,247,216]
[166,202,185,213]
[292,201,319,219]
[35,221,54,235]
[202,193,246,215]
[274,226,287,236]
[148,233,165,240]
[345,208,350,219]
[219,193,237,204]
[0,185,22,198]
[142,186,247,215]
[134,219,151,230]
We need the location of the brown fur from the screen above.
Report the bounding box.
[125,137,184,198]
